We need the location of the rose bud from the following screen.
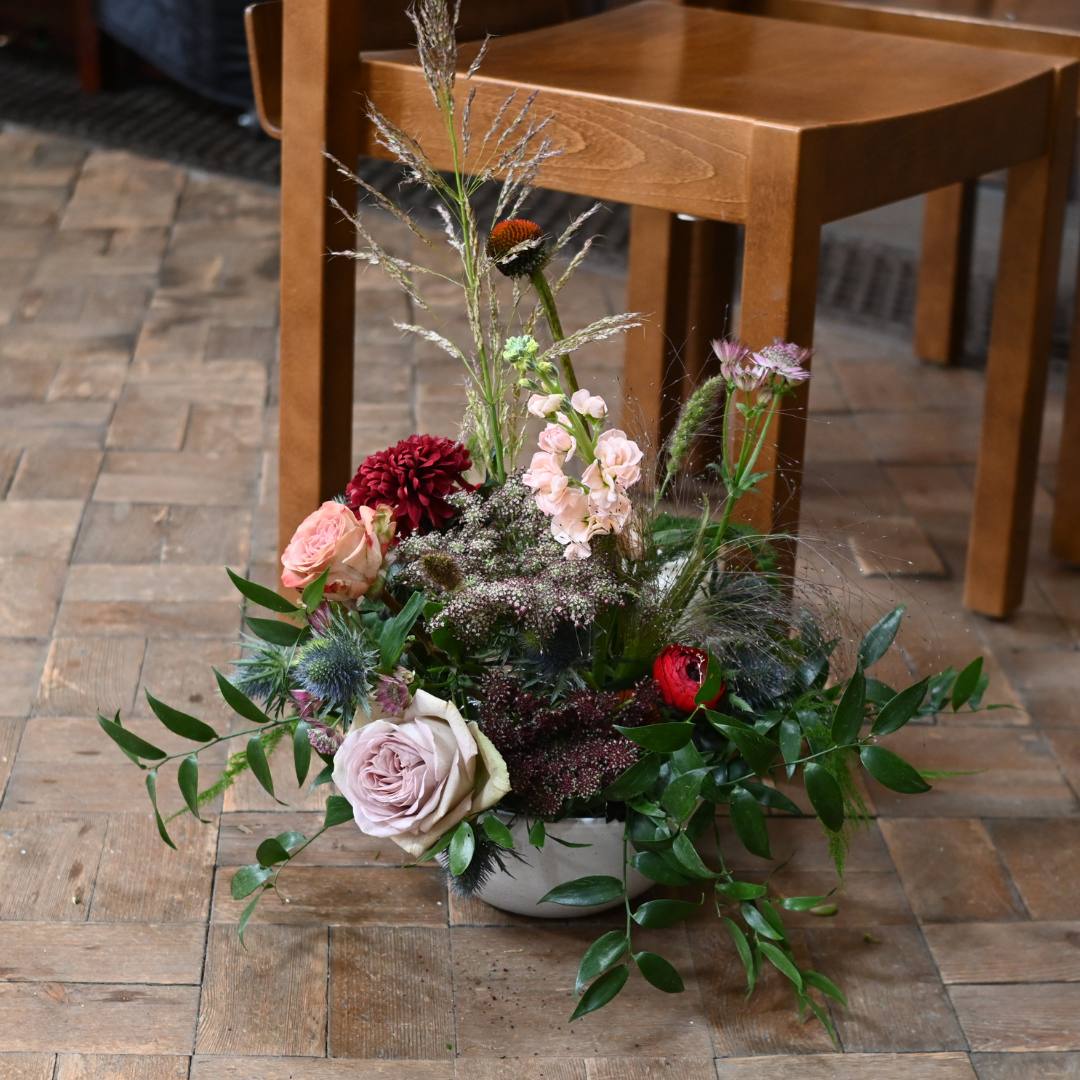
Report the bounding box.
[486,219,546,278]
[653,644,724,713]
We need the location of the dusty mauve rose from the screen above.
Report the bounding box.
[332,690,511,857]
[281,501,395,600]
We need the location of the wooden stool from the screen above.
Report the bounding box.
[254,0,1076,618]
[715,0,1080,594]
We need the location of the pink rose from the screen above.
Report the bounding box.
[594,430,643,489]
[570,389,607,418]
[528,393,564,418]
[281,501,395,600]
[538,423,576,459]
[332,690,511,857]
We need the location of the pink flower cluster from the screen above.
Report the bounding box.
[713,339,812,394]
[522,390,643,559]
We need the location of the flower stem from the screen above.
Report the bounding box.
[531,269,579,394]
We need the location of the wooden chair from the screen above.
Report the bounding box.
[246,0,1076,618]
[704,0,1080,591]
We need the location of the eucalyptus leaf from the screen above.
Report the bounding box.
[145,690,218,743]
[779,717,803,779]
[613,721,694,753]
[670,832,719,880]
[293,720,312,786]
[309,763,334,792]
[237,889,264,946]
[860,744,931,793]
[871,676,930,736]
[695,653,725,706]
[449,820,476,877]
[631,851,692,886]
[275,830,307,851]
[145,769,176,849]
[213,668,274,726]
[256,837,291,866]
[98,713,166,762]
[324,794,354,828]
[661,768,707,821]
[634,951,685,993]
[246,734,281,802]
[758,940,803,990]
[231,863,274,900]
[529,820,546,849]
[575,931,628,997]
[803,969,848,1007]
[482,815,515,850]
[803,762,845,832]
[227,567,303,614]
[728,785,772,859]
[632,898,701,928]
[301,568,330,613]
[177,754,206,822]
[602,753,661,801]
[378,590,427,670]
[857,605,905,668]
[540,875,624,907]
[706,715,779,776]
[952,656,984,711]
[778,890,836,911]
[722,915,756,993]
[739,780,804,817]
[569,964,628,1021]
[717,880,768,901]
[245,615,309,647]
[831,666,866,746]
[740,901,784,941]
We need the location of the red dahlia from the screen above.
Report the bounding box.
[486,219,546,278]
[345,434,472,538]
[653,645,724,713]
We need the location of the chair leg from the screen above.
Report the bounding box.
[914,180,978,365]
[1051,270,1080,562]
[964,65,1078,617]
[735,126,823,542]
[277,0,362,561]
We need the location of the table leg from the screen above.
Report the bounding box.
[277,0,362,561]
[736,126,823,543]
[1050,245,1080,564]
[965,65,1077,616]
[914,180,978,365]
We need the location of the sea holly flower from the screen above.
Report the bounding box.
[570,388,607,418]
[332,689,511,856]
[346,434,472,538]
[486,219,547,278]
[653,645,724,713]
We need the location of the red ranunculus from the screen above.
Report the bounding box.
[345,434,472,538]
[653,645,723,713]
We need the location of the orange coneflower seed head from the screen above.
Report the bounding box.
[486,219,546,277]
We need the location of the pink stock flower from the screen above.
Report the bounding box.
[537,423,576,459]
[570,389,607,418]
[281,501,396,600]
[523,451,578,514]
[593,429,643,489]
[331,689,510,857]
[528,393,564,418]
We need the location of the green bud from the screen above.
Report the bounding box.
[503,335,539,368]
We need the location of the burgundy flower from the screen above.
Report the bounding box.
[346,435,472,538]
[653,645,723,713]
[486,219,546,278]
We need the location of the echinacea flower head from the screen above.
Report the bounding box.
[346,434,472,538]
[486,219,546,278]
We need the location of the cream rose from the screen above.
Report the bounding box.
[281,501,395,600]
[332,689,511,857]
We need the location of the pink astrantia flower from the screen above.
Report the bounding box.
[570,388,607,418]
[753,341,812,385]
[281,501,396,600]
[331,689,510,857]
[713,339,764,393]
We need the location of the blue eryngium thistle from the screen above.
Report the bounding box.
[231,636,296,716]
[294,615,379,719]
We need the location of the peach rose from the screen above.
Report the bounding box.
[281,501,395,600]
[332,690,511,857]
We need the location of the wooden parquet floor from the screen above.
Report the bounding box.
[0,124,1078,1080]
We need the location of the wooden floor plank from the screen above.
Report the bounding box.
[55,1054,189,1079]
[802,926,967,1053]
[687,922,835,1056]
[217,811,408,867]
[0,718,24,803]
[90,812,218,922]
[330,926,454,1059]
[969,1052,1080,1078]
[950,984,1080,1052]
[0,922,205,983]
[925,922,1080,984]
[0,811,107,920]
[211,865,446,926]
[987,819,1080,920]
[195,923,327,1056]
[715,1054,976,1078]
[191,1060,454,1079]
[0,983,199,1053]
[459,1061,588,1080]
[0,1054,56,1080]
[585,1060,718,1080]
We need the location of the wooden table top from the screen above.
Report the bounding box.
[858,1,1080,33]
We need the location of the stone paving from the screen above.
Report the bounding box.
[1,123,1079,1079]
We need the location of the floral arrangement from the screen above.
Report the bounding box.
[97,0,995,1032]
